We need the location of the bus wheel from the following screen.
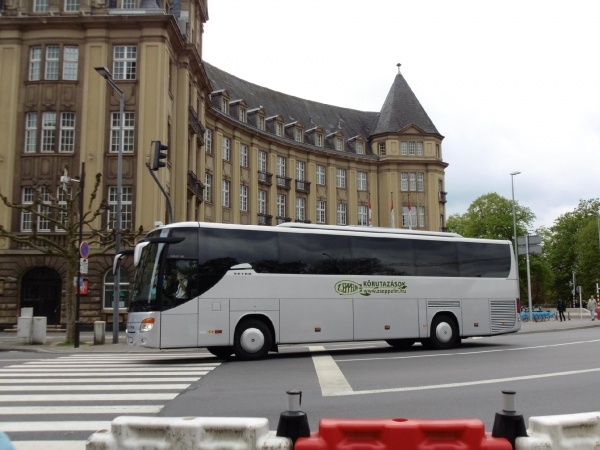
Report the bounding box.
[385,339,415,349]
[234,319,273,360]
[428,314,458,350]
[207,346,233,359]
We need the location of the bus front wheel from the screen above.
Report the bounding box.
[207,346,233,359]
[234,319,273,360]
[428,315,459,350]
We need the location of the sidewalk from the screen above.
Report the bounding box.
[1,314,598,354]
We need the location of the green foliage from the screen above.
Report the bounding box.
[543,198,600,301]
[446,192,535,240]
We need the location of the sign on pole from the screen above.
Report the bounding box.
[79,241,90,259]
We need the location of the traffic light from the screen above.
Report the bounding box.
[151,140,168,171]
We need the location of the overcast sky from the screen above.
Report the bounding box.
[203,0,600,230]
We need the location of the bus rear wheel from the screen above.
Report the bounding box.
[385,339,415,349]
[207,346,233,359]
[234,319,273,360]
[428,314,459,350]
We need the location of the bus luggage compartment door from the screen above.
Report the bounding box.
[160,301,199,348]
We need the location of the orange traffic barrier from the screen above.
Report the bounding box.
[295,418,512,450]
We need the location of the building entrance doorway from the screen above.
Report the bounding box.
[21,268,62,325]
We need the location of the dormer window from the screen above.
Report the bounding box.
[238,107,246,123]
[315,134,322,147]
[258,116,265,130]
[356,141,365,154]
[335,138,344,151]
[220,97,229,114]
[294,128,303,143]
[275,122,283,137]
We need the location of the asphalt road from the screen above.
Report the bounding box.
[158,327,600,431]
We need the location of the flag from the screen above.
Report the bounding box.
[368,200,373,227]
[390,199,395,228]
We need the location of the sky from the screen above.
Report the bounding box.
[202,0,600,230]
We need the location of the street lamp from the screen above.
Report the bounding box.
[510,171,521,261]
[95,66,124,344]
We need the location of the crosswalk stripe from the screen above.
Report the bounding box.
[0,377,198,383]
[0,405,163,414]
[0,383,190,391]
[16,363,216,368]
[0,393,178,402]
[0,421,110,432]
[11,440,86,450]
[0,371,210,376]
[2,367,212,372]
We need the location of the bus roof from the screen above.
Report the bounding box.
[276,222,462,238]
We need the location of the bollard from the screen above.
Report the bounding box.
[276,390,310,444]
[32,316,47,344]
[94,321,106,345]
[492,390,528,448]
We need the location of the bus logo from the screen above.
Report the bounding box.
[335,280,407,296]
[335,281,362,295]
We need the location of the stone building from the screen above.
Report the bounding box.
[0,0,447,328]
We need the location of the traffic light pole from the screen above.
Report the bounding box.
[146,162,173,224]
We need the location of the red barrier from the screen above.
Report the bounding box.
[295,418,512,450]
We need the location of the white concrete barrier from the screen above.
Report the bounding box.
[86,416,292,450]
[516,411,600,449]
[94,321,106,345]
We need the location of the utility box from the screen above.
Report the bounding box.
[32,316,47,344]
[94,321,106,345]
[17,317,33,344]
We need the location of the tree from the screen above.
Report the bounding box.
[543,198,600,303]
[446,192,546,302]
[446,192,535,240]
[0,167,142,343]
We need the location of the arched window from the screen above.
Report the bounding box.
[103,270,130,310]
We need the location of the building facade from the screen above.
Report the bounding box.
[0,0,448,328]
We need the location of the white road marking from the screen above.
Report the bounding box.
[0,393,178,402]
[0,383,190,391]
[0,371,209,377]
[309,346,352,396]
[310,339,600,396]
[0,377,198,383]
[0,421,110,432]
[337,367,600,396]
[13,440,86,450]
[0,405,163,414]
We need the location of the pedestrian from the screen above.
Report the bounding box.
[587,295,597,321]
[557,298,566,322]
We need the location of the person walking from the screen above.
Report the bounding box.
[557,298,566,322]
[587,295,597,321]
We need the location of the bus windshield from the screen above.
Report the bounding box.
[129,232,164,312]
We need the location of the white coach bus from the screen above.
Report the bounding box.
[123,222,520,359]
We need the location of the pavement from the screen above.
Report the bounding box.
[1,309,598,354]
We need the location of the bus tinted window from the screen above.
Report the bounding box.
[458,242,511,277]
[199,228,278,273]
[279,233,351,274]
[350,236,415,275]
[414,240,459,277]
[166,228,199,259]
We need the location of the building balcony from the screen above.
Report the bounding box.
[257,214,273,226]
[276,176,291,190]
[295,180,311,193]
[258,171,272,186]
[439,191,448,203]
[188,106,205,139]
[188,170,204,202]
[276,216,292,225]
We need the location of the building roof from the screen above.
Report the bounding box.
[371,70,441,137]
[203,62,441,141]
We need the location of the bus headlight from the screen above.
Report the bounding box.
[140,317,155,333]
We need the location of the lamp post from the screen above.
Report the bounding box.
[510,171,521,261]
[95,66,124,344]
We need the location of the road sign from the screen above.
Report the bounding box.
[518,245,542,255]
[518,235,541,246]
[80,258,88,275]
[79,241,90,259]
